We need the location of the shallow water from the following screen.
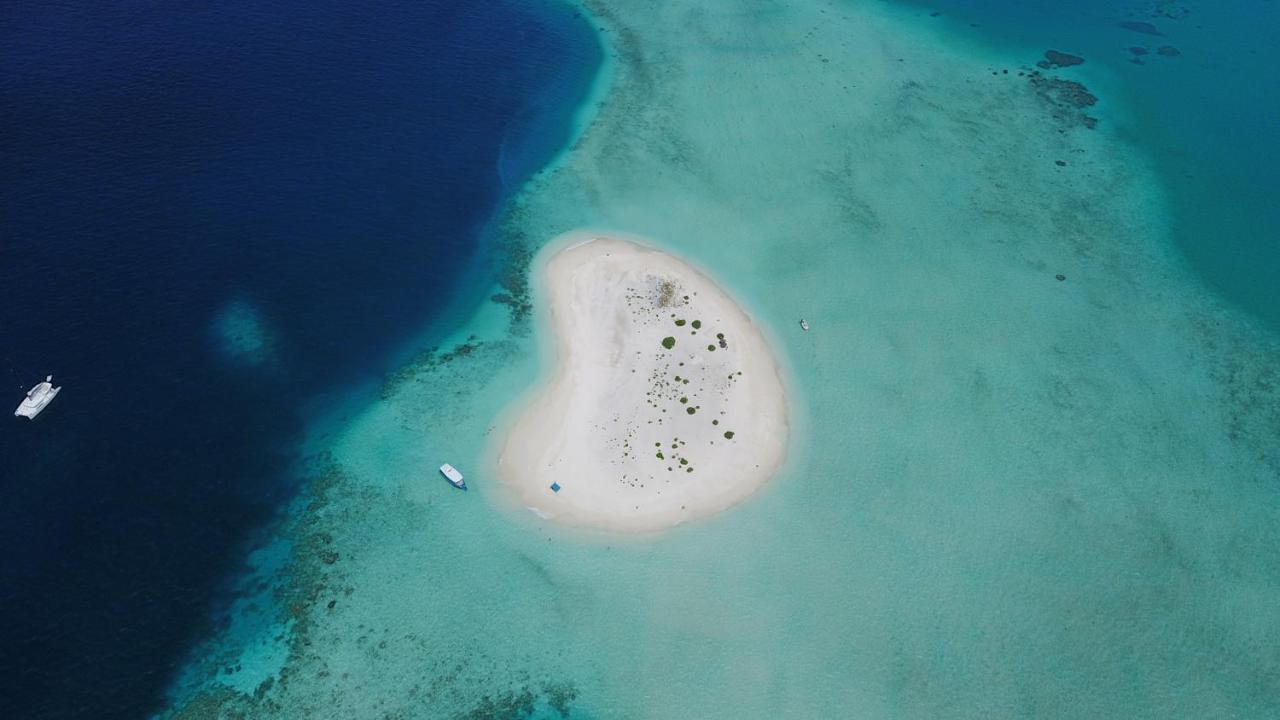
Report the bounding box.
[162,0,1279,717]
[891,0,1280,331]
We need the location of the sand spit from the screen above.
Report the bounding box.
[498,236,787,532]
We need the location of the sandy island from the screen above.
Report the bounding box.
[497,236,788,532]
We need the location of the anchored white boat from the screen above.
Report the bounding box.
[15,375,61,419]
[799,318,810,331]
[439,463,466,490]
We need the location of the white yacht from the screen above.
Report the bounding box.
[799,318,810,331]
[15,375,61,419]
[439,463,466,490]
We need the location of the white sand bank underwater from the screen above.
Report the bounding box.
[499,235,787,532]
[165,0,1280,718]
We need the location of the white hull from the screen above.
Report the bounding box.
[15,375,61,419]
[439,463,466,490]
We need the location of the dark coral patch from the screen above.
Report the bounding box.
[1037,50,1085,69]
[1028,71,1099,129]
[1119,20,1162,35]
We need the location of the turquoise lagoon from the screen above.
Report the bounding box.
[166,0,1279,717]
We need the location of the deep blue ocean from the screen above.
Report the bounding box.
[0,1,597,717]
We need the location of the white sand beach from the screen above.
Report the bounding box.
[498,235,788,532]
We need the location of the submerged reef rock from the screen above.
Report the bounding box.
[380,339,484,399]
[1144,0,1191,20]
[1157,45,1182,57]
[1037,50,1085,69]
[1027,71,1099,129]
[1119,20,1162,35]
[491,208,539,327]
[211,298,280,369]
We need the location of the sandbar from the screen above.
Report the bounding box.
[497,235,788,532]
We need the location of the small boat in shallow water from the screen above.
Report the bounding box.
[15,375,61,419]
[799,318,810,331]
[439,463,466,490]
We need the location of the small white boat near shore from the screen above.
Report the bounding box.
[439,463,466,490]
[15,375,61,419]
[799,318,810,331]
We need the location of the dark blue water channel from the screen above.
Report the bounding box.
[0,2,599,717]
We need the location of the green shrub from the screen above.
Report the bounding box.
[661,336,676,350]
